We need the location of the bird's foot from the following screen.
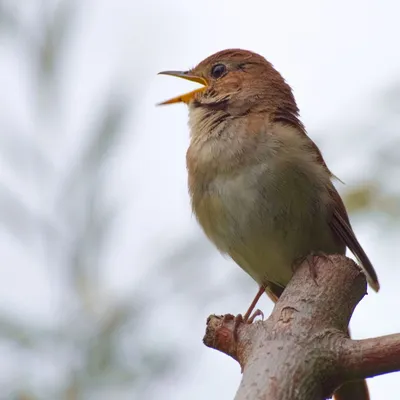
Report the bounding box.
[246,308,264,324]
[220,285,266,342]
[227,309,264,342]
[293,251,333,283]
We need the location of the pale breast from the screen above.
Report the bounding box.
[188,122,341,287]
[192,163,270,252]
[193,163,340,287]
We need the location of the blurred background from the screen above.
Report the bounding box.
[0,0,399,399]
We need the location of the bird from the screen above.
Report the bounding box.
[158,49,379,400]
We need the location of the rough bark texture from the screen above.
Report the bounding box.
[203,255,400,400]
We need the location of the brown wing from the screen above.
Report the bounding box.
[272,109,341,181]
[273,113,379,292]
[300,128,380,292]
[329,186,380,292]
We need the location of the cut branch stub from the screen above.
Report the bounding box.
[203,255,370,400]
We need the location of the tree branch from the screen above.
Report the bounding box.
[203,255,400,400]
[341,333,400,380]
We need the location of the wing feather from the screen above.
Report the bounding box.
[272,114,379,291]
[329,189,380,291]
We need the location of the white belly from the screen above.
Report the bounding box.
[192,162,340,288]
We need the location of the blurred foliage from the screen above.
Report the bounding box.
[344,183,400,218]
[342,81,400,220]
[0,1,174,399]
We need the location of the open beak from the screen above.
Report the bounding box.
[157,71,208,105]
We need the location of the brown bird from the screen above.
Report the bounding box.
[158,49,379,400]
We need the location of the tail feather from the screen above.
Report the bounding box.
[333,379,370,400]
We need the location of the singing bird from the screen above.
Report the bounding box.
[158,49,379,400]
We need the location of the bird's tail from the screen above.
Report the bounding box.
[333,379,370,400]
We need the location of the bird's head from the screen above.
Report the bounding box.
[158,49,298,118]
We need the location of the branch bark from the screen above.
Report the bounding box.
[203,255,400,400]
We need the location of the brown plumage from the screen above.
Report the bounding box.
[159,49,379,400]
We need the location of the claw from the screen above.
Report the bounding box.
[247,309,264,324]
[230,285,267,342]
[233,314,244,342]
[306,254,318,282]
[231,309,265,341]
[294,252,333,284]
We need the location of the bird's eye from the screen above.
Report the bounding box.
[210,64,226,79]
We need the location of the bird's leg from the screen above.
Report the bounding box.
[229,285,265,342]
[243,285,265,321]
